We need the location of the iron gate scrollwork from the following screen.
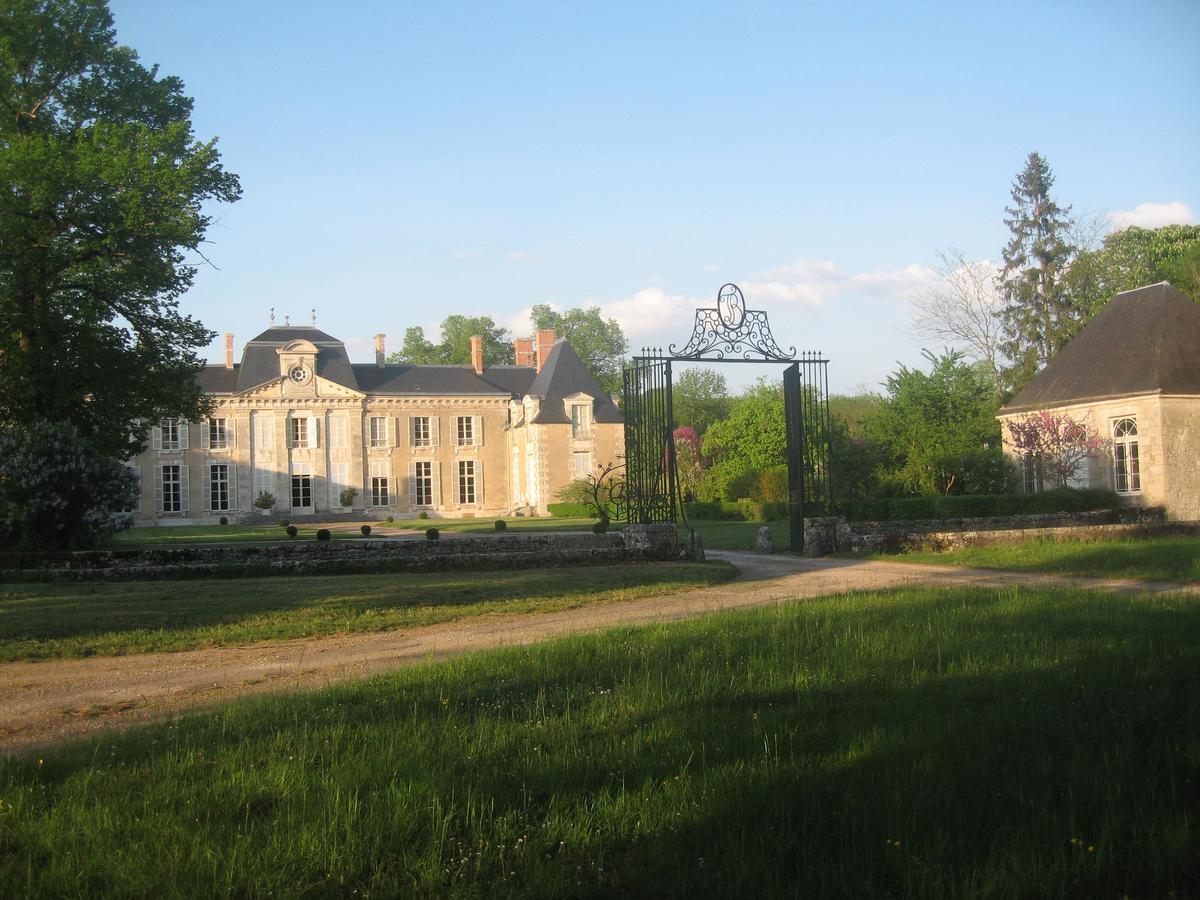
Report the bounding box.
[621,354,677,525]
[620,284,833,553]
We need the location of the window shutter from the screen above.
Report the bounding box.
[200,420,210,450]
[228,421,236,450]
[179,421,190,450]
[152,426,162,452]
[430,416,440,448]
[473,416,483,447]
[180,465,190,513]
[229,465,238,509]
[403,416,412,447]
[203,464,212,511]
[155,465,164,511]
[431,461,442,506]
[390,416,398,447]
[476,460,484,505]
[307,416,319,448]
[408,462,417,505]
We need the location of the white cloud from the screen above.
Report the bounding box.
[741,258,937,309]
[505,250,543,263]
[596,287,702,347]
[1109,201,1198,230]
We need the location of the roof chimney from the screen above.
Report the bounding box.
[374,333,386,368]
[224,333,235,370]
[514,337,535,367]
[535,329,556,373]
[470,334,484,374]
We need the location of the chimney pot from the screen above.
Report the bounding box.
[224,333,235,370]
[514,337,535,367]
[535,329,556,373]
[374,333,386,368]
[470,334,484,374]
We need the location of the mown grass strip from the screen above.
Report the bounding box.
[0,562,733,661]
[874,534,1200,583]
[2,585,1197,897]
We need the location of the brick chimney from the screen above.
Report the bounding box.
[470,335,484,374]
[374,333,386,368]
[514,337,535,367]
[224,333,235,370]
[535,329,556,373]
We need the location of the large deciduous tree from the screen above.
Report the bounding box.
[529,304,627,395]
[0,0,241,459]
[997,152,1077,393]
[671,368,731,437]
[389,316,514,366]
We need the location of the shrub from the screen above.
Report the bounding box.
[547,502,593,518]
[278,518,290,528]
[425,527,439,541]
[316,528,331,541]
[494,520,507,531]
[218,516,228,526]
[360,524,372,536]
[338,487,359,508]
[418,511,429,520]
[836,488,1121,521]
[592,521,609,534]
[386,516,394,524]
[286,525,298,538]
[252,491,275,511]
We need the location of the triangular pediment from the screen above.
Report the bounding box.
[235,374,365,400]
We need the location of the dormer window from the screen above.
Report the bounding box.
[570,403,592,440]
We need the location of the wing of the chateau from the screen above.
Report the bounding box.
[132,326,624,522]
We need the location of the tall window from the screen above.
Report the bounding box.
[1112,418,1140,494]
[329,415,348,450]
[570,404,591,439]
[329,462,349,507]
[1022,454,1043,494]
[369,416,390,448]
[455,416,475,447]
[411,416,432,447]
[413,461,433,506]
[291,417,310,448]
[160,464,183,512]
[207,418,229,450]
[291,463,312,509]
[253,413,275,452]
[370,461,390,507]
[457,460,477,504]
[208,464,231,511]
[573,451,591,479]
[159,417,184,451]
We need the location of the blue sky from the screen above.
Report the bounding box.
[110,0,1200,393]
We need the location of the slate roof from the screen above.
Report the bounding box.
[1001,282,1200,413]
[529,341,624,424]
[197,365,240,394]
[237,325,360,393]
[351,364,536,397]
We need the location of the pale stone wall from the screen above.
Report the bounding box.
[998,392,1200,521]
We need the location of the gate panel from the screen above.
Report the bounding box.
[622,356,677,524]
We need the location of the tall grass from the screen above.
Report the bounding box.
[2,585,1197,897]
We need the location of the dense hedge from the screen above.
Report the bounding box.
[547,503,595,518]
[682,500,789,521]
[836,488,1121,522]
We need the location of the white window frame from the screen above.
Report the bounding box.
[291,462,313,510]
[156,417,188,452]
[206,463,235,512]
[329,415,348,451]
[158,463,188,513]
[457,459,477,505]
[253,413,276,453]
[455,416,475,447]
[204,417,231,451]
[1112,417,1141,494]
[369,460,390,507]
[329,462,350,508]
[368,415,391,449]
[573,450,592,480]
[290,416,308,448]
[570,403,592,440]
[411,460,434,507]
[410,416,438,448]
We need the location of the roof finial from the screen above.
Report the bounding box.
[310,308,316,325]
[269,307,275,324]
[284,314,290,326]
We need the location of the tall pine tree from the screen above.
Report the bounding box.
[997,152,1076,392]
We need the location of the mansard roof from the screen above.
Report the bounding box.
[528,340,623,424]
[237,325,359,392]
[1001,282,1200,413]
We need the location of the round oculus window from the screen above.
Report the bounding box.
[288,364,311,384]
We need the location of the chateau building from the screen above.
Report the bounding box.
[129,325,624,523]
[997,282,1200,520]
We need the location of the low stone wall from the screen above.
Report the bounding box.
[828,506,1174,554]
[0,528,681,583]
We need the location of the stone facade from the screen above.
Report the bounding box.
[129,327,624,524]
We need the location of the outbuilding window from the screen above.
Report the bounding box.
[1112,418,1140,494]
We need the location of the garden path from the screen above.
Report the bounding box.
[2,552,1195,756]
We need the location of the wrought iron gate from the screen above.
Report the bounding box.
[621,354,677,524]
[620,284,832,552]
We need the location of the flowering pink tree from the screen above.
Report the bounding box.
[1005,410,1109,489]
[673,426,705,501]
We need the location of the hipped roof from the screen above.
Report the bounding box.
[1000,282,1200,414]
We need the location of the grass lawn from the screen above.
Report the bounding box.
[2,585,1196,897]
[874,534,1200,583]
[112,523,358,547]
[0,563,734,661]
[405,516,601,534]
[681,519,790,552]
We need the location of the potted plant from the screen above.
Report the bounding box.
[339,487,358,509]
[253,491,276,516]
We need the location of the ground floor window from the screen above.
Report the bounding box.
[1112,417,1140,493]
[370,460,390,507]
[159,464,185,512]
[1022,454,1043,494]
[208,464,233,511]
[573,451,592,480]
[291,467,313,509]
[413,461,433,506]
[457,460,477,505]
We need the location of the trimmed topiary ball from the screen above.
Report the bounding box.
[425,527,439,541]
[219,516,228,526]
[494,519,507,531]
[278,518,290,528]
[286,525,298,538]
[316,528,331,541]
[418,510,429,519]
[360,524,372,536]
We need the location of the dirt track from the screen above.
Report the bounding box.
[1,552,1195,756]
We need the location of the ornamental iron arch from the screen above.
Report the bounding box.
[621,284,832,554]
